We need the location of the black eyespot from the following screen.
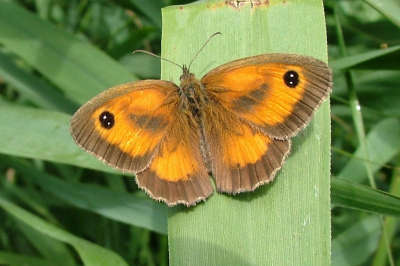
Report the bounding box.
[99,111,114,129]
[284,70,299,88]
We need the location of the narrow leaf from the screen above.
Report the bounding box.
[0,197,129,266]
[332,216,381,266]
[329,45,400,70]
[338,118,400,183]
[3,156,168,234]
[163,0,331,265]
[0,0,137,104]
[331,178,400,218]
[0,104,116,173]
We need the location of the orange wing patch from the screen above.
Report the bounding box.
[202,103,290,193]
[90,88,171,158]
[149,126,200,182]
[135,112,213,206]
[208,64,305,124]
[222,122,270,168]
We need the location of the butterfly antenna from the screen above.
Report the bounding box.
[132,50,183,71]
[188,32,222,70]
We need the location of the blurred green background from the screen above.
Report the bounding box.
[0,0,400,265]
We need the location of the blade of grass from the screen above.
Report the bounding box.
[338,118,400,183]
[12,219,76,265]
[123,0,163,29]
[163,0,331,265]
[329,45,400,70]
[333,2,375,188]
[0,197,129,266]
[332,215,381,266]
[331,178,400,218]
[0,0,137,105]
[3,156,168,234]
[363,0,400,28]
[372,155,400,265]
[334,2,394,264]
[0,51,78,113]
[0,103,116,173]
[0,251,58,266]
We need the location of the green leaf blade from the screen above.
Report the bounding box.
[0,197,129,266]
[162,0,331,265]
[0,0,137,104]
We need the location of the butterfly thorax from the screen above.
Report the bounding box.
[178,66,208,119]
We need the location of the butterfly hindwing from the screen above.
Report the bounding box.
[201,102,291,193]
[136,112,213,206]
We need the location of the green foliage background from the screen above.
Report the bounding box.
[0,0,400,265]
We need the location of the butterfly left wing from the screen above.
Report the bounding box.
[70,80,178,173]
[201,53,332,139]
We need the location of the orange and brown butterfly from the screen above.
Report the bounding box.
[70,33,332,207]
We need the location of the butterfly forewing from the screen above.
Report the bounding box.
[70,80,181,172]
[201,53,332,139]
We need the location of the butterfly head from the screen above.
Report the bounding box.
[179,65,199,91]
[180,65,191,80]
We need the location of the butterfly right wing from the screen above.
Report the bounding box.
[199,54,331,193]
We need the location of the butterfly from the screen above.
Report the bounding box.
[70,42,332,207]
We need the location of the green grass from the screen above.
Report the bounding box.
[0,0,399,265]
